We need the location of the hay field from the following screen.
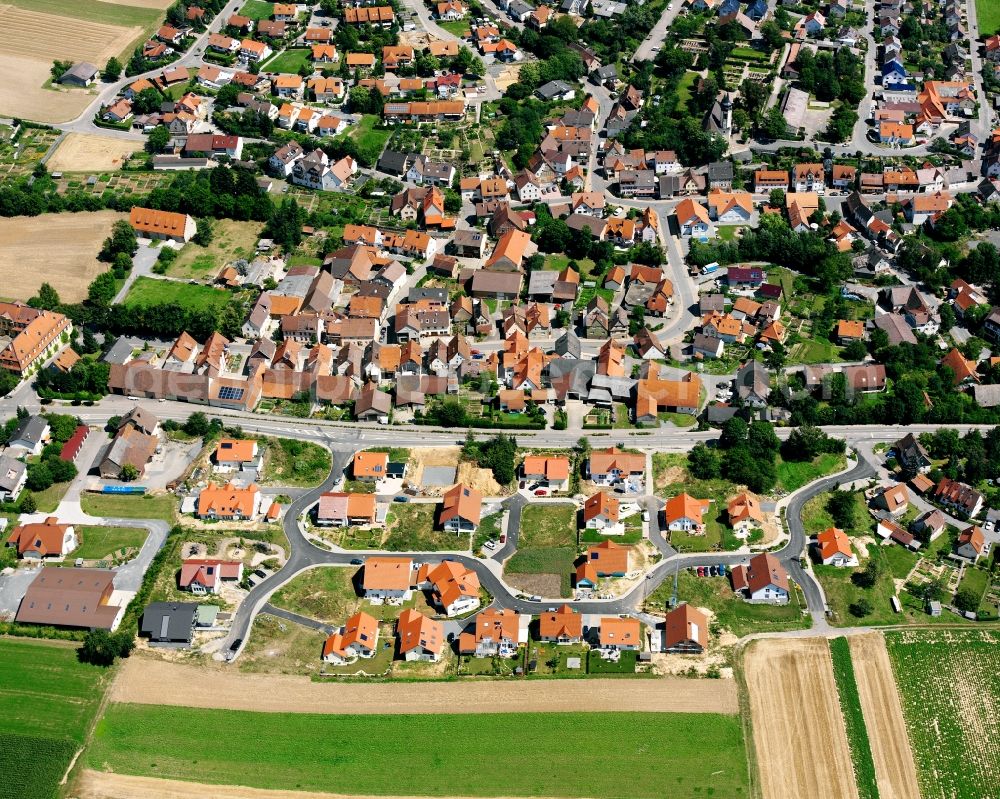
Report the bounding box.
[744,637,859,799]
[47,132,144,172]
[0,210,123,302]
[98,0,173,7]
[0,4,140,123]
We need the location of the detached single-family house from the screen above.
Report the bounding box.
[396,608,444,661]
[663,603,708,653]
[5,517,77,560]
[439,483,482,533]
[418,560,481,617]
[597,616,641,651]
[363,556,415,602]
[539,605,583,644]
[322,611,379,663]
[730,553,789,603]
[664,493,711,534]
[178,559,243,594]
[459,608,522,658]
[815,527,858,567]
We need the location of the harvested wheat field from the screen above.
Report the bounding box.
[112,657,739,714]
[848,633,920,799]
[97,0,174,7]
[48,133,144,173]
[0,211,123,302]
[76,772,573,799]
[0,4,139,122]
[744,637,858,799]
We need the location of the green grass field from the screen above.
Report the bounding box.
[270,566,360,623]
[80,493,176,523]
[886,630,1000,799]
[123,276,232,314]
[260,437,331,488]
[506,503,577,597]
[645,571,809,637]
[74,526,148,560]
[88,706,750,798]
[239,0,275,21]
[340,114,392,166]
[438,19,470,37]
[383,503,461,551]
[9,0,160,27]
[977,0,1000,34]
[828,638,879,799]
[775,452,846,493]
[0,638,110,799]
[262,48,312,73]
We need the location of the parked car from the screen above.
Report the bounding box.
[718,564,727,576]
[697,566,706,577]
[393,495,409,503]
[484,540,496,550]
[534,488,547,496]
[642,509,650,522]
[350,558,364,565]
[499,533,507,544]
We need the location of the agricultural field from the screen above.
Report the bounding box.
[86,705,750,799]
[828,637,879,799]
[0,211,123,302]
[848,633,920,799]
[0,638,110,799]
[0,1,159,123]
[505,502,578,597]
[886,629,1000,799]
[169,219,264,280]
[123,276,234,314]
[644,571,810,637]
[744,638,858,799]
[47,133,144,173]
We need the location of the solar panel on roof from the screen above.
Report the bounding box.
[218,386,245,400]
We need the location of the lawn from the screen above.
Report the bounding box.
[506,503,577,597]
[0,638,110,799]
[32,479,71,513]
[645,571,810,637]
[977,0,1000,35]
[828,638,879,799]
[269,566,360,623]
[958,565,989,607]
[438,19,470,37]
[123,276,232,314]
[717,225,742,242]
[261,438,332,488]
[238,0,275,21]
[261,48,312,73]
[169,219,263,280]
[79,492,176,523]
[575,285,615,309]
[886,630,1000,799]
[774,452,846,494]
[800,491,872,538]
[815,561,900,627]
[676,70,698,107]
[383,503,462,551]
[587,649,637,674]
[339,114,392,167]
[74,526,149,560]
[473,509,504,552]
[88,706,750,799]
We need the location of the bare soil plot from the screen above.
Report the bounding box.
[112,657,739,714]
[77,771,582,799]
[0,210,123,302]
[848,633,920,799]
[744,637,859,799]
[47,132,144,173]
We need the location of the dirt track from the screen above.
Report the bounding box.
[848,634,921,799]
[112,657,739,714]
[744,638,859,799]
[76,772,576,799]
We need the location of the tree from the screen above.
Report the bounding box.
[103,57,122,81]
[100,220,138,261]
[120,463,140,482]
[132,86,163,115]
[852,556,882,588]
[87,271,118,307]
[193,217,214,247]
[146,124,170,154]
[18,492,36,514]
[79,629,135,666]
[26,462,53,492]
[827,490,858,530]
[29,282,61,311]
[183,411,211,437]
[849,597,872,617]
[761,104,789,140]
[266,198,305,250]
[954,586,981,613]
[719,417,747,449]
[688,442,720,479]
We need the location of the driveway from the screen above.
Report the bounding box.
[0,565,42,616]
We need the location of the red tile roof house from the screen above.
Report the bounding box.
[586,447,645,486]
[362,556,415,602]
[178,559,243,594]
[663,603,708,653]
[417,560,481,617]
[664,493,711,534]
[6,517,78,560]
[539,605,583,643]
[322,611,379,664]
[597,616,641,651]
[458,607,523,658]
[582,490,620,533]
[439,483,482,533]
[815,527,858,567]
[729,553,790,604]
[955,525,988,563]
[521,455,570,491]
[397,608,444,662]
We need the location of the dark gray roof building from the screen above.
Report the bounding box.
[140,602,198,646]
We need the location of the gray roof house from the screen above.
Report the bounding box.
[0,455,27,502]
[736,360,770,407]
[140,602,198,647]
[59,62,98,86]
[535,80,575,101]
[554,329,582,359]
[8,416,50,455]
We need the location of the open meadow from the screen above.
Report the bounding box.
[0,0,159,122]
[123,275,234,313]
[87,703,748,799]
[886,629,1000,799]
[47,132,144,173]
[0,210,123,302]
[0,637,111,799]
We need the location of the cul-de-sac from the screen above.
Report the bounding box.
[0,0,998,797]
